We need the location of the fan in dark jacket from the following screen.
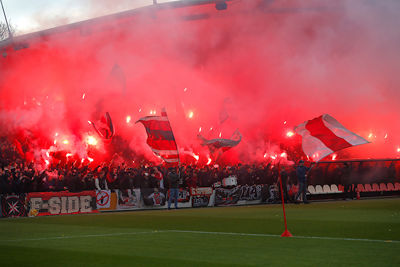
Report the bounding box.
[167,167,179,209]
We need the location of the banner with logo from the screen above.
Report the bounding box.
[1,194,27,218]
[191,187,213,208]
[214,187,241,206]
[239,185,263,201]
[96,190,111,209]
[96,190,118,211]
[141,188,166,207]
[116,189,141,210]
[167,188,190,203]
[27,191,98,216]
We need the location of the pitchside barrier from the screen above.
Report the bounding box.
[1,183,400,218]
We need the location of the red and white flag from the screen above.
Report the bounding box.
[136,108,179,164]
[294,114,369,162]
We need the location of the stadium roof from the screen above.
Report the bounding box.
[0,0,232,49]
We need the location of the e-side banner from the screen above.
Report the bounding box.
[26,191,98,216]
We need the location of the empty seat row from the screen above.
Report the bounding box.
[308,183,400,194]
[308,184,343,194]
[357,183,400,192]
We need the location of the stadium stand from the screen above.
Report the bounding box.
[395,183,400,191]
[357,184,365,193]
[364,184,373,192]
[338,184,344,192]
[315,185,324,194]
[323,185,331,193]
[372,184,380,192]
[330,184,340,193]
[387,183,395,191]
[379,183,388,191]
[307,185,316,194]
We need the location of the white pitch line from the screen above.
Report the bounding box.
[165,230,400,244]
[0,231,162,243]
[1,229,398,244]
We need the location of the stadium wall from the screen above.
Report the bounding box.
[1,183,400,218]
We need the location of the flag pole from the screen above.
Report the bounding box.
[277,162,292,237]
[0,0,12,39]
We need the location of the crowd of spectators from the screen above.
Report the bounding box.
[0,139,399,195]
[0,160,276,194]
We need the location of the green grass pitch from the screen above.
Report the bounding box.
[0,198,399,266]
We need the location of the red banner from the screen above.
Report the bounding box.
[190,187,213,196]
[26,191,98,216]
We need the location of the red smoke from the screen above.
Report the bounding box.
[0,0,399,167]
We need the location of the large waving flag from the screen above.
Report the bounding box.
[294,114,369,162]
[89,112,115,140]
[198,129,242,152]
[136,108,179,164]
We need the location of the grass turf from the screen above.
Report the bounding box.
[0,198,399,266]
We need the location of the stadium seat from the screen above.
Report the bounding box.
[395,183,400,191]
[364,184,373,192]
[387,183,395,191]
[357,184,365,193]
[307,185,316,194]
[323,185,331,193]
[330,184,340,193]
[338,184,344,192]
[379,183,388,191]
[315,185,324,194]
[372,183,380,192]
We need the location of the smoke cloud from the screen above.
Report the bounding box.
[0,0,399,166]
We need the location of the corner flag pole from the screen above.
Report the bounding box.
[278,162,292,237]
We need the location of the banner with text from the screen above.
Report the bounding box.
[191,187,213,208]
[214,187,241,206]
[239,185,263,201]
[27,191,98,216]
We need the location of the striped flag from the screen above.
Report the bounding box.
[294,114,369,162]
[136,108,179,164]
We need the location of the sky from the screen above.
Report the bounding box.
[1,0,180,35]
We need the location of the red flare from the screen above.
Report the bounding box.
[286,131,294,137]
[86,135,98,146]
